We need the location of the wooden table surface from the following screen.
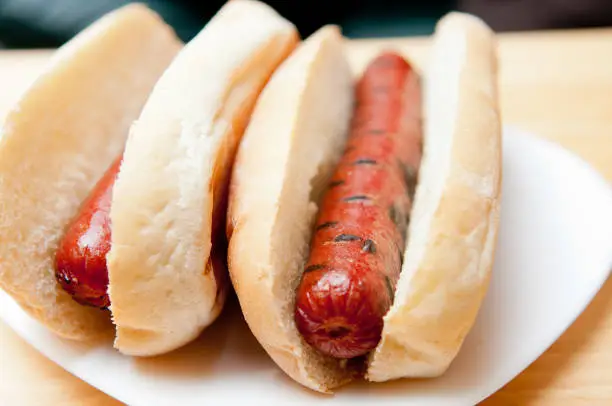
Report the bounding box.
[1,27,611,405]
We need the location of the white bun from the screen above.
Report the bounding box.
[366,11,501,382]
[106,0,298,356]
[0,4,181,340]
[227,12,501,392]
[227,25,355,392]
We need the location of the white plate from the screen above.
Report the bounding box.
[1,127,611,406]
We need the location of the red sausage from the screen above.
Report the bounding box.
[294,52,423,359]
[55,155,122,309]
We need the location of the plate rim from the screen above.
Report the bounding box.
[1,126,611,406]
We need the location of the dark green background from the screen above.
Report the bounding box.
[0,0,454,48]
[0,0,611,48]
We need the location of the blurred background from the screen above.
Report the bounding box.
[0,0,612,48]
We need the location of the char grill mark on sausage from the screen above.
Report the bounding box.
[334,234,361,242]
[294,52,423,359]
[342,195,370,202]
[362,239,376,254]
[316,221,338,231]
[304,264,326,273]
[353,158,377,166]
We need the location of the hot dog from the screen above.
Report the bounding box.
[54,154,122,309]
[295,53,422,359]
[0,4,181,340]
[0,0,298,355]
[227,12,501,393]
[0,0,500,386]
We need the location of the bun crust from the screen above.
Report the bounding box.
[107,0,298,356]
[366,12,502,382]
[227,25,355,392]
[0,4,181,340]
[228,12,501,391]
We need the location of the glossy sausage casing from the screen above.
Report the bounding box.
[294,52,423,359]
[55,155,122,309]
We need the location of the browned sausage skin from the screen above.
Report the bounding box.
[294,52,423,359]
[54,155,122,309]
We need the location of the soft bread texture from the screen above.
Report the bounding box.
[228,12,500,392]
[227,25,355,392]
[0,4,181,340]
[107,0,298,356]
[366,12,501,381]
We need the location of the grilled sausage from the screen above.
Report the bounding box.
[294,52,423,359]
[55,155,122,309]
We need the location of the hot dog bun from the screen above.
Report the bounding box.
[227,25,356,391]
[106,0,298,356]
[366,11,501,382]
[0,4,181,341]
[227,12,501,392]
